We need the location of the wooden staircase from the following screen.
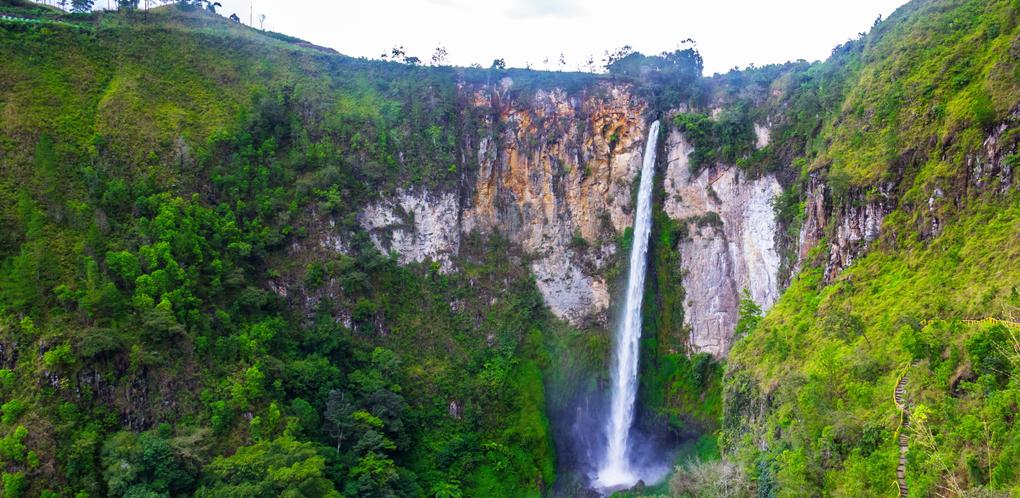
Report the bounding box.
[894,371,910,497]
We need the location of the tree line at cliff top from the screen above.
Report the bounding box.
[23,0,218,13]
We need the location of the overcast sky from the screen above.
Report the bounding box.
[201,0,906,75]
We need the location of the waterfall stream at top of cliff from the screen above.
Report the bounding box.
[596,120,660,490]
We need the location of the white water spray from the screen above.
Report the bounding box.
[596,120,660,490]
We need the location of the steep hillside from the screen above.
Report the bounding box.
[719,0,1020,496]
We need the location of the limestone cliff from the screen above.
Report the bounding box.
[316,83,849,353]
[350,89,796,351]
[350,80,648,328]
[662,128,783,356]
[359,189,461,273]
[462,82,648,327]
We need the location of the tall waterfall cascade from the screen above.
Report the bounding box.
[596,120,660,490]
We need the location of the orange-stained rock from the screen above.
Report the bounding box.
[462,81,649,327]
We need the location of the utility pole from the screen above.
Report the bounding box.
[249,0,252,26]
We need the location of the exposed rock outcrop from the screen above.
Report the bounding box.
[823,190,889,281]
[796,174,828,268]
[320,81,649,327]
[461,82,648,326]
[359,189,461,273]
[967,107,1020,195]
[798,108,1020,282]
[753,123,771,150]
[663,130,783,356]
[796,174,891,282]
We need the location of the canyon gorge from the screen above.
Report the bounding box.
[1,0,1019,495]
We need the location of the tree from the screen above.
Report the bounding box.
[105,250,140,287]
[196,437,340,498]
[820,307,867,345]
[71,0,94,12]
[1,472,26,498]
[431,480,463,498]
[202,1,222,13]
[910,404,965,496]
[101,430,200,497]
[384,45,406,61]
[289,398,320,437]
[669,458,751,498]
[323,389,354,453]
[35,132,64,219]
[491,58,506,71]
[734,289,762,339]
[603,45,635,71]
[430,46,448,66]
[0,426,28,463]
[258,13,265,29]
[228,13,240,23]
[0,193,56,316]
[381,46,421,65]
[346,452,400,497]
[363,388,407,439]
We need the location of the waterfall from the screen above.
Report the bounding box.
[596,120,660,489]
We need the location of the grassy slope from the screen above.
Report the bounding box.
[724,0,1020,496]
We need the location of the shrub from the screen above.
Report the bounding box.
[668,458,752,497]
[568,229,589,250]
[42,344,75,370]
[1,472,26,498]
[1,399,26,425]
[0,370,14,392]
[0,426,28,462]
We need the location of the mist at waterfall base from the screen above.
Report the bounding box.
[547,386,676,496]
[547,121,678,495]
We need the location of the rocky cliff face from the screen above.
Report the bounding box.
[350,80,647,327]
[462,82,648,326]
[292,81,949,359]
[359,190,461,273]
[348,90,797,350]
[823,188,890,281]
[795,175,892,282]
[663,129,783,356]
[795,107,1020,284]
[962,105,1020,197]
[796,174,828,269]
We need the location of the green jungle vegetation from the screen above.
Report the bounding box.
[713,0,1020,497]
[0,3,568,496]
[0,0,1019,496]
